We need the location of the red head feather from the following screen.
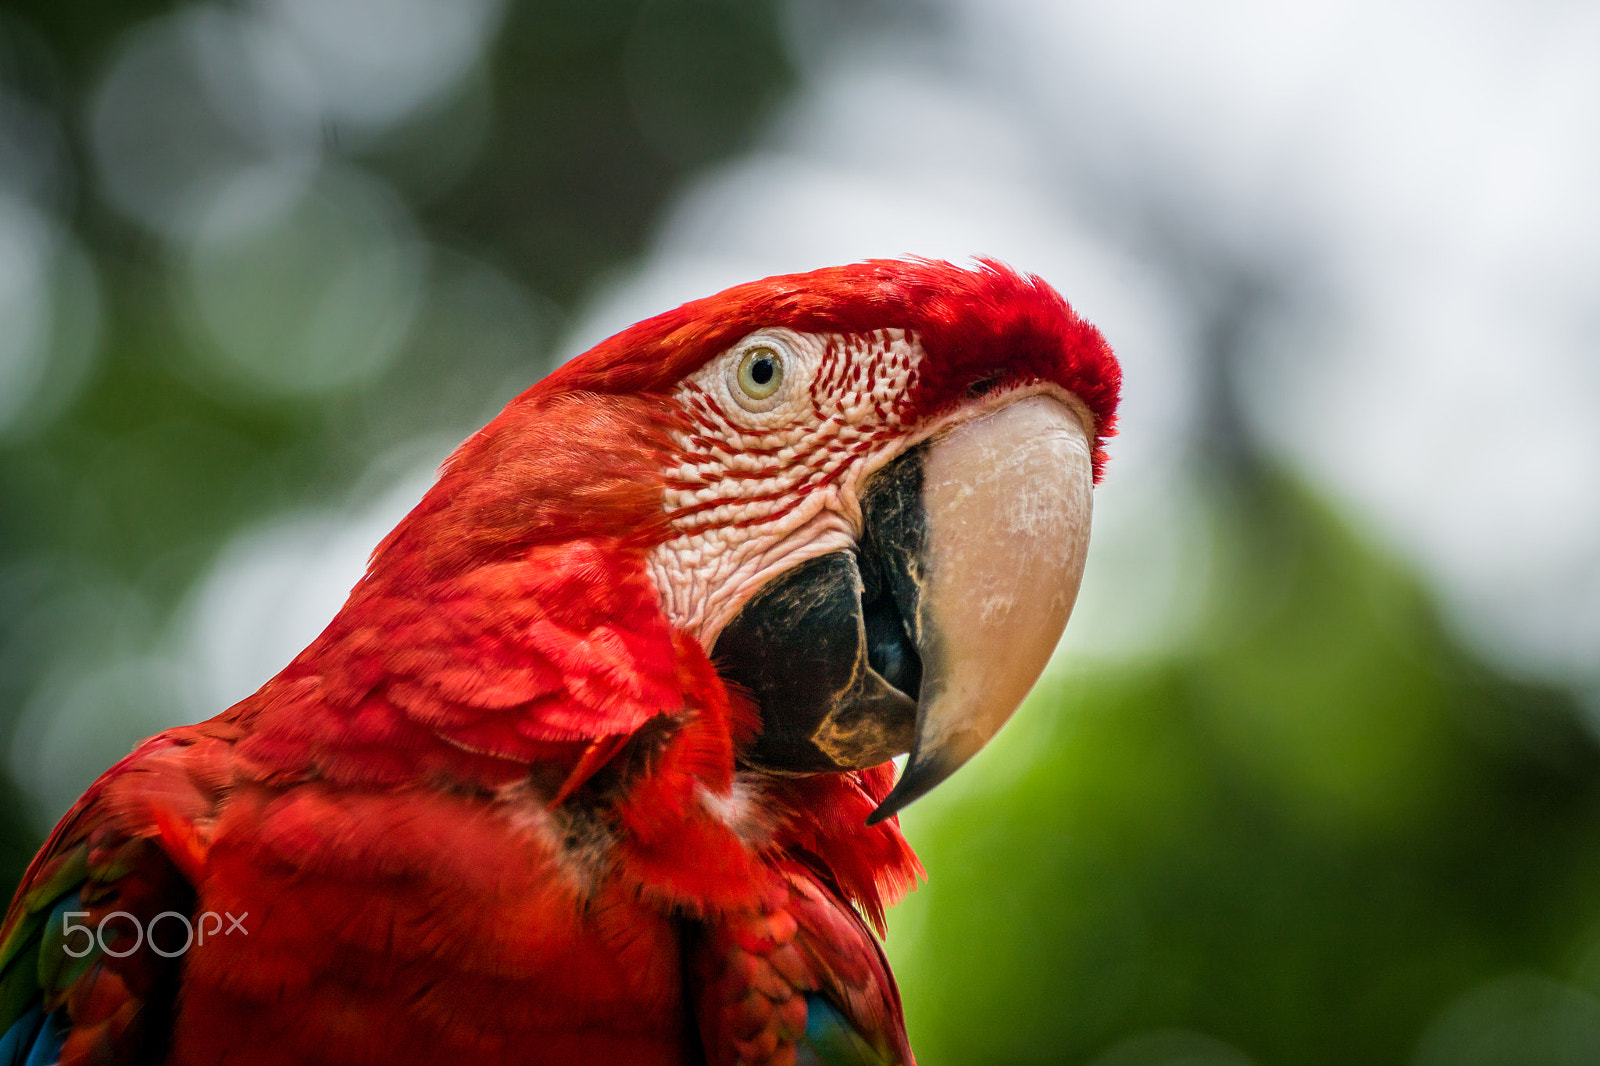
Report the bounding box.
[372,257,1120,579]
[538,257,1120,478]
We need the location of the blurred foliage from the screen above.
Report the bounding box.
[435,0,792,300]
[892,478,1600,1064]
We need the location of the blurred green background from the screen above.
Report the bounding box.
[4,2,1600,1064]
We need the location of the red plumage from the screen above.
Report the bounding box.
[0,258,1119,1065]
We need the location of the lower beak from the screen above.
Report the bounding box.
[712,394,1095,823]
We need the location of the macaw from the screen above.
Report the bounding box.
[0,258,1119,1066]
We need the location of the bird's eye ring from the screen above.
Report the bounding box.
[736,346,785,402]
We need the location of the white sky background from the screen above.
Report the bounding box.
[952,0,1600,690]
[9,0,1600,818]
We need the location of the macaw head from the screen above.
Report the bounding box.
[379,258,1119,822]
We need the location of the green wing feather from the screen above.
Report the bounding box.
[0,844,90,1031]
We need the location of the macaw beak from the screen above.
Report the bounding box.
[712,394,1095,824]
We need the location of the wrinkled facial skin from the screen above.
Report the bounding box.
[647,325,1096,821]
[648,327,921,649]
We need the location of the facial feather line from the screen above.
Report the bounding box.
[647,329,923,647]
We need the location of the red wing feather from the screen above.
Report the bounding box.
[692,861,913,1066]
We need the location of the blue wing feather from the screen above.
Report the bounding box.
[796,993,892,1066]
[1,1002,65,1066]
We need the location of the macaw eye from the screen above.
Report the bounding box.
[736,346,784,401]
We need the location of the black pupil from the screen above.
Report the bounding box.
[750,357,774,385]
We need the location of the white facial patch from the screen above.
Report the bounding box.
[648,328,925,647]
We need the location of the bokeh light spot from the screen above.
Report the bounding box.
[176,163,425,398]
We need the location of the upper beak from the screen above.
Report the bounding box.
[866,395,1094,822]
[711,393,1095,823]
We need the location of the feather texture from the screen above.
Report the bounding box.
[1,258,1120,1065]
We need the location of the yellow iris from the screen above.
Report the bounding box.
[736,346,784,400]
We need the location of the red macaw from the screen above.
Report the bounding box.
[0,258,1119,1066]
